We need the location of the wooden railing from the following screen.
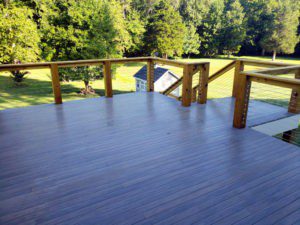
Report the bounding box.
[233,65,300,128]
[163,59,294,103]
[3,56,298,126]
[0,57,209,107]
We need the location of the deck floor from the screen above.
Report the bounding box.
[0,93,299,225]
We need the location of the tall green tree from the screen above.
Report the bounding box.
[239,0,269,55]
[144,0,186,58]
[0,5,40,63]
[17,0,132,61]
[82,0,129,59]
[179,0,211,26]
[197,0,224,56]
[117,0,146,56]
[183,22,200,57]
[218,0,246,57]
[259,0,300,61]
[124,9,145,55]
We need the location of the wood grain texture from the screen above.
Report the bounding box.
[233,73,251,128]
[50,64,62,104]
[240,58,293,67]
[232,60,244,97]
[181,65,193,107]
[0,93,299,225]
[245,72,300,89]
[147,59,154,92]
[197,63,209,104]
[103,61,113,98]
[288,69,300,113]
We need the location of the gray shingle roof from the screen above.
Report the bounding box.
[133,66,178,82]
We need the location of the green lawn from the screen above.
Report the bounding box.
[0,56,299,110]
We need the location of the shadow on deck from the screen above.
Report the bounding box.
[0,93,299,224]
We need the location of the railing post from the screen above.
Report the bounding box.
[233,73,251,128]
[182,65,193,107]
[232,60,244,97]
[50,63,62,104]
[198,63,209,104]
[192,88,197,102]
[288,68,300,113]
[103,61,113,97]
[147,59,154,92]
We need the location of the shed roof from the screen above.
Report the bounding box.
[133,65,179,82]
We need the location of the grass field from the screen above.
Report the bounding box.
[0,56,299,110]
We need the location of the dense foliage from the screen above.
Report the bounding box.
[1,0,300,63]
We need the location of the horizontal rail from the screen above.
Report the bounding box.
[0,57,207,107]
[234,67,300,128]
[152,57,209,68]
[0,57,152,71]
[161,59,296,103]
[0,62,51,71]
[250,65,300,75]
[240,58,293,67]
[241,71,300,89]
[0,57,210,72]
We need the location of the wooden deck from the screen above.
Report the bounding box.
[0,93,299,225]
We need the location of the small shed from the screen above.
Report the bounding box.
[133,65,180,96]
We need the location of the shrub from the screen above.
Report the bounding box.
[10,70,29,83]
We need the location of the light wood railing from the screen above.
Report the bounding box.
[164,59,294,103]
[233,65,300,128]
[0,57,209,107]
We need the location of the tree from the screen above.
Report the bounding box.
[179,0,211,26]
[81,0,123,59]
[144,0,186,58]
[123,7,145,56]
[218,0,246,57]
[259,0,300,61]
[0,5,40,64]
[131,0,161,17]
[197,0,224,56]
[65,66,100,95]
[239,0,269,55]
[183,22,200,57]
[17,0,131,61]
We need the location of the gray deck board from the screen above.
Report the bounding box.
[0,93,299,225]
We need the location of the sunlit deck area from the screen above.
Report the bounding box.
[1,92,299,225]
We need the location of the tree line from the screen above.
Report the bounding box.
[1,0,300,65]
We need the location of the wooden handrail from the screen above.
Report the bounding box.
[0,57,152,71]
[191,61,236,92]
[250,65,300,75]
[0,57,207,107]
[233,67,300,128]
[207,61,235,83]
[162,77,183,95]
[239,58,293,67]
[160,59,298,104]
[242,71,300,90]
[152,57,209,68]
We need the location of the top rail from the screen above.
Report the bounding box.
[0,57,208,107]
[0,58,147,71]
[233,65,300,128]
[241,71,300,89]
[249,65,300,75]
[239,58,293,67]
[0,57,210,72]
